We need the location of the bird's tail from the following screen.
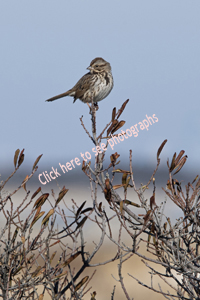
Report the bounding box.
[46,90,73,102]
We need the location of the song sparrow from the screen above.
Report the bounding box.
[45,57,113,104]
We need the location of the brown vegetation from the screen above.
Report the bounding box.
[0,100,200,299]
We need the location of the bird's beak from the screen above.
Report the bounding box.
[87,66,94,73]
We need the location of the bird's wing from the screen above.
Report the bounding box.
[72,73,93,101]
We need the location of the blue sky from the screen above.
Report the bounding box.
[1,1,200,183]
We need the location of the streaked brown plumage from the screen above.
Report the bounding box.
[46,57,113,104]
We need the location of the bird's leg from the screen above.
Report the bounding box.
[94,102,99,111]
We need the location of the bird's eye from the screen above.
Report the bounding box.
[95,65,99,67]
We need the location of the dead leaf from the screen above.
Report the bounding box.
[50,251,57,264]
[81,207,93,214]
[42,209,54,226]
[116,99,129,119]
[49,240,60,248]
[112,169,130,174]
[18,149,25,167]
[192,175,199,184]
[157,139,167,160]
[53,270,68,281]
[107,119,118,136]
[123,200,140,207]
[22,175,29,191]
[74,276,89,292]
[55,188,69,206]
[32,266,42,277]
[122,173,127,185]
[173,156,187,175]
[31,187,42,200]
[170,152,177,172]
[112,107,116,121]
[14,149,20,168]
[34,193,49,209]
[30,211,45,229]
[111,120,125,134]
[76,216,87,230]
[32,154,43,171]
[62,252,81,267]
[76,201,86,218]
[174,150,185,166]
[143,210,152,225]
[113,184,124,190]
[98,202,102,212]
[123,175,131,191]
[104,178,112,202]
[91,291,97,300]
[110,152,120,166]
[150,194,157,209]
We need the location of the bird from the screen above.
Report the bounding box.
[45,57,113,104]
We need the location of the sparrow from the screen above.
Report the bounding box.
[45,57,113,104]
